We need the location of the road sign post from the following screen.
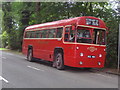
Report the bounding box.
[118,24,120,73]
[117,1,120,73]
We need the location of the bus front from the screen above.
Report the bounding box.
[71,17,107,68]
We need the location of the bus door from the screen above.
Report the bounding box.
[63,26,76,65]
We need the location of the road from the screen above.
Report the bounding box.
[1,50,118,88]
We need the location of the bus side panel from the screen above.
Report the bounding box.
[22,39,38,58]
[22,39,29,56]
[34,39,63,61]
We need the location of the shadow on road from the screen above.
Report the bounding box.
[27,58,94,73]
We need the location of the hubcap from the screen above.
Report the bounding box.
[56,54,62,67]
[28,50,32,61]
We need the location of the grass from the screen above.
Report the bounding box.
[0,48,22,55]
[0,48,8,50]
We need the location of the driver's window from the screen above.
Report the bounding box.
[69,28,75,42]
[77,30,91,38]
[64,27,75,42]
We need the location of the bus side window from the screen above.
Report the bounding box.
[29,31,32,38]
[36,30,42,38]
[25,31,29,38]
[64,34,69,41]
[64,27,75,42]
[39,30,42,38]
[30,31,35,38]
[46,30,49,38]
[69,27,75,42]
[25,32,29,38]
[64,27,70,42]
[48,29,56,38]
[56,27,63,38]
[41,30,47,38]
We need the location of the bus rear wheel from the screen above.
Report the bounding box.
[53,52,64,70]
[27,49,34,62]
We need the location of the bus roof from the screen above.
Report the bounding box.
[25,16,107,30]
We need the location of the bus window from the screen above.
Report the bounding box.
[65,27,69,33]
[48,29,56,38]
[64,27,75,42]
[69,27,75,42]
[64,27,70,42]
[25,31,29,38]
[76,29,92,43]
[93,29,106,45]
[29,31,35,38]
[36,31,41,38]
[41,30,48,38]
[56,27,63,38]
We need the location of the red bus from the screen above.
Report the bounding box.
[22,16,107,70]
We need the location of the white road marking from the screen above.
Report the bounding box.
[2,57,6,59]
[5,53,14,56]
[0,76,9,83]
[27,66,44,71]
[96,74,113,78]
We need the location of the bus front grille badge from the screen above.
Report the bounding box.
[87,47,97,52]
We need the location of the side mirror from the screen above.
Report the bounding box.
[72,25,75,30]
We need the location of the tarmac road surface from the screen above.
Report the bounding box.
[1,51,118,88]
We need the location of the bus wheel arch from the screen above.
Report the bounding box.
[53,48,64,70]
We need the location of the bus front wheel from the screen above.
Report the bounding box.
[53,52,64,70]
[27,49,34,62]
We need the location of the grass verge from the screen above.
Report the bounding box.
[0,48,8,50]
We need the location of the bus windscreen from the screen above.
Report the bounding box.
[93,29,106,45]
[76,29,92,43]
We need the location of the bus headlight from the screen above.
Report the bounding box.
[80,61,83,65]
[76,47,79,50]
[80,53,84,56]
[99,54,102,57]
[98,62,101,65]
[92,56,96,58]
[104,49,106,51]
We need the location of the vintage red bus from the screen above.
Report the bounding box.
[22,16,107,70]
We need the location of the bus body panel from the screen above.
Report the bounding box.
[75,45,106,68]
[23,39,63,61]
[60,43,106,68]
[62,43,76,66]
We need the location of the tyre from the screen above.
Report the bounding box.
[53,52,64,70]
[27,49,34,62]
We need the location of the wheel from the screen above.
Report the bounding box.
[53,52,64,70]
[27,49,34,62]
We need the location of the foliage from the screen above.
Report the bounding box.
[2,2,119,68]
[1,31,8,48]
